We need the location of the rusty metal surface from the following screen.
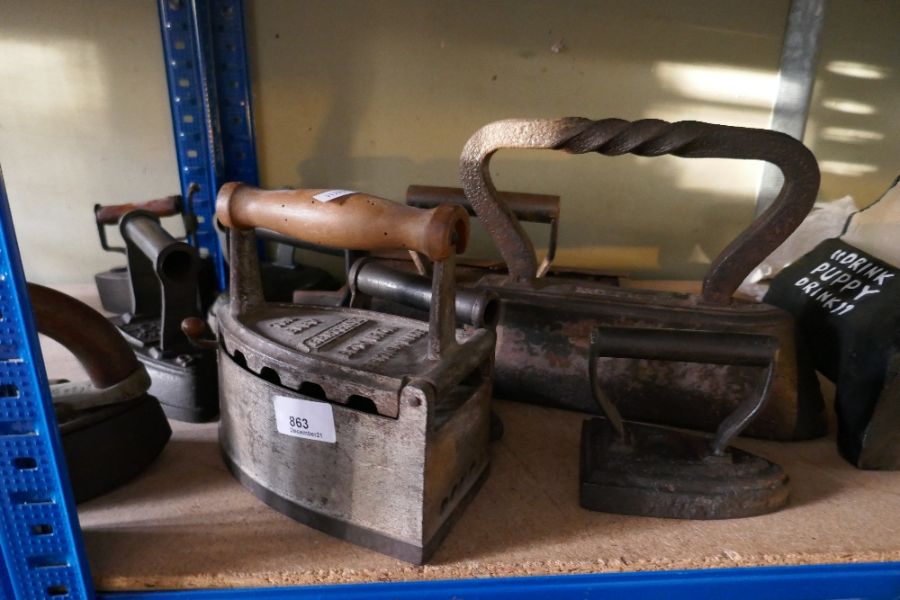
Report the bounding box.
[447,117,825,440]
[580,418,789,519]
[485,274,823,440]
[459,117,820,304]
[581,325,789,519]
[216,186,496,563]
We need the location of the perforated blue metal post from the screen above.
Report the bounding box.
[158,0,259,291]
[0,166,94,600]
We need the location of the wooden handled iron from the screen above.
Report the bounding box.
[216,183,470,262]
[95,195,182,225]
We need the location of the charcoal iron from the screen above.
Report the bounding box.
[30,284,171,502]
[215,183,494,564]
[111,209,218,422]
[448,117,825,440]
[580,327,789,519]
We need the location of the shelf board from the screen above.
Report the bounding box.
[43,285,900,591]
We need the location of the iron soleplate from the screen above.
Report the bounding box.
[60,394,172,503]
[580,418,789,519]
[131,346,219,423]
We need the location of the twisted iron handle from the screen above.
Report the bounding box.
[459,118,820,304]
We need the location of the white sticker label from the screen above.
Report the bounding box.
[312,189,357,202]
[273,395,336,443]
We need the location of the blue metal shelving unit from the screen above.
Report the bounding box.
[0,167,94,600]
[0,1,898,598]
[158,0,259,290]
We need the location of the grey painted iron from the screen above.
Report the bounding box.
[215,184,494,564]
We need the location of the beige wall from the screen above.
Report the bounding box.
[0,0,181,285]
[0,0,897,285]
[805,1,900,206]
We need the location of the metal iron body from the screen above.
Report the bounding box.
[451,117,825,441]
[580,327,789,519]
[113,210,218,422]
[215,184,494,564]
[30,284,171,502]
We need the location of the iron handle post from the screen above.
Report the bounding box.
[589,326,779,455]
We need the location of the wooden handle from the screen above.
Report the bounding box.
[216,183,469,261]
[95,195,182,225]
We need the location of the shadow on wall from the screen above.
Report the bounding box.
[247,0,795,280]
[803,2,899,205]
[245,0,898,280]
[0,0,181,285]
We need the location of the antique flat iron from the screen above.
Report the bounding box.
[93,191,336,310]
[581,326,789,519]
[106,209,219,422]
[93,191,216,315]
[30,284,171,502]
[446,117,825,440]
[214,183,495,564]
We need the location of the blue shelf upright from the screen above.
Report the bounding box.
[0,167,94,600]
[157,0,259,290]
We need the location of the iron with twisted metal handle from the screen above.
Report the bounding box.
[459,118,820,304]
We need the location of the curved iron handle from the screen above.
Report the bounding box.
[28,283,145,389]
[459,118,820,304]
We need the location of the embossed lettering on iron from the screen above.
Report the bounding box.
[301,317,369,351]
[369,328,428,366]
[267,316,321,336]
[336,326,399,359]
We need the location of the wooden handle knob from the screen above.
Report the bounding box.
[216,183,469,261]
[95,195,182,225]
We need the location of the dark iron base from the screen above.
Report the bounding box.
[580,418,789,519]
[61,393,172,503]
[133,346,219,423]
[221,445,489,565]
